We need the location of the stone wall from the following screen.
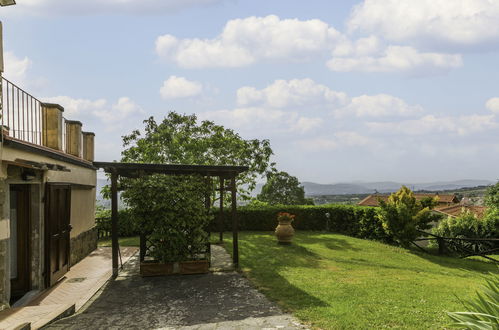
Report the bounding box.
[0,177,9,311]
[70,226,98,267]
[0,239,8,312]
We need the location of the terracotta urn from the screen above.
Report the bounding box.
[275,220,295,244]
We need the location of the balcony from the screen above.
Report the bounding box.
[1,77,94,162]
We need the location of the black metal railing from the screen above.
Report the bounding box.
[413,230,499,263]
[1,77,43,145]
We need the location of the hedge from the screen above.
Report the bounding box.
[96,204,393,243]
[95,208,139,238]
[208,204,393,243]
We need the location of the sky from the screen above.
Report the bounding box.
[1,0,499,184]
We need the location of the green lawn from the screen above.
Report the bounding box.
[221,231,497,329]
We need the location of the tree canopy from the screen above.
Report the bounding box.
[257,171,313,205]
[120,112,275,199]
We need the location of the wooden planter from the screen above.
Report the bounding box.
[140,260,210,276]
[179,260,210,275]
[140,261,174,277]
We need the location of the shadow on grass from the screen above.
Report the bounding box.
[406,248,498,273]
[294,233,362,252]
[233,232,330,310]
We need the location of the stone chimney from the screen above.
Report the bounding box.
[41,103,64,151]
[65,120,82,157]
[82,131,95,162]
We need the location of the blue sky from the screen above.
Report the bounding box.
[2,0,499,183]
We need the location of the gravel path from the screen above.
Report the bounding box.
[43,246,306,330]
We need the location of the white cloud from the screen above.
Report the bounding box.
[155,15,341,68]
[328,46,462,74]
[486,97,499,114]
[335,94,423,118]
[7,0,225,16]
[297,131,371,151]
[160,76,203,99]
[200,107,322,134]
[42,96,107,117]
[236,78,348,108]
[94,97,144,122]
[41,95,142,123]
[3,51,32,85]
[367,114,497,136]
[348,0,499,50]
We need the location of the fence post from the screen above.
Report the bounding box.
[437,237,446,255]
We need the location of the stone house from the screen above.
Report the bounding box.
[358,193,460,207]
[0,78,97,310]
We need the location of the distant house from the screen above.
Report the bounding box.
[358,193,459,207]
[434,205,487,218]
[358,192,486,219]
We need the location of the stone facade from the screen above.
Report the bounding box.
[70,226,98,267]
[0,239,8,312]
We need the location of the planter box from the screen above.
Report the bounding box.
[140,261,174,277]
[179,260,210,275]
[140,260,210,276]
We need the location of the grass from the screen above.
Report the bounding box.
[221,231,498,329]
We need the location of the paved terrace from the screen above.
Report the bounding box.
[0,247,138,330]
[44,245,307,330]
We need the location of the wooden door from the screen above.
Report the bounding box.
[10,185,31,301]
[45,184,71,286]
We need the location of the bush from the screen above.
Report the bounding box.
[432,209,499,253]
[209,204,393,243]
[95,208,140,237]
[377,186,440,247]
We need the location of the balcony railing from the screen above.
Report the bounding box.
[1,77,43,145]
[0,77,73,151]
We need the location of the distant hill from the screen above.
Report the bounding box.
[301,179,494,196]
[97,178,494,208]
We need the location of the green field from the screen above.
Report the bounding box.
[222,231,497,329]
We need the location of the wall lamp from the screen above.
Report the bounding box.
[0,0,15,6]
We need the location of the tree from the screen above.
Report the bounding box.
[377,186,440,247]
[120,112,275,200]
[257,171,313,205]
[485,181,499,209]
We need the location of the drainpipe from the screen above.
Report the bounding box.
[0,21,5,170]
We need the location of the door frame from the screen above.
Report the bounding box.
[9,184,32,300]
[44,183,72,287]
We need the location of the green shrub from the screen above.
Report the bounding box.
[122,174,212,262]
[95,208,140,237]
[209,204,393,243]
[447,274,499,329]
[377,186,440,247]
[432,209,499,253]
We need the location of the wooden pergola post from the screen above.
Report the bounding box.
[219,177,224,242]
[231,175,239,267]
[111,169,119,277]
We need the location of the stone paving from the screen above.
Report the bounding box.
[44,245,307,330]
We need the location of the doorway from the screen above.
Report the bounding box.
[45,184,72,286]
[9,184,31,304]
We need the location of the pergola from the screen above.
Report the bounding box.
[93,162,249,276]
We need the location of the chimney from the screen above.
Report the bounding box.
[41,103,64,150]
[82,131,95,162]
[65,120,82,157]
